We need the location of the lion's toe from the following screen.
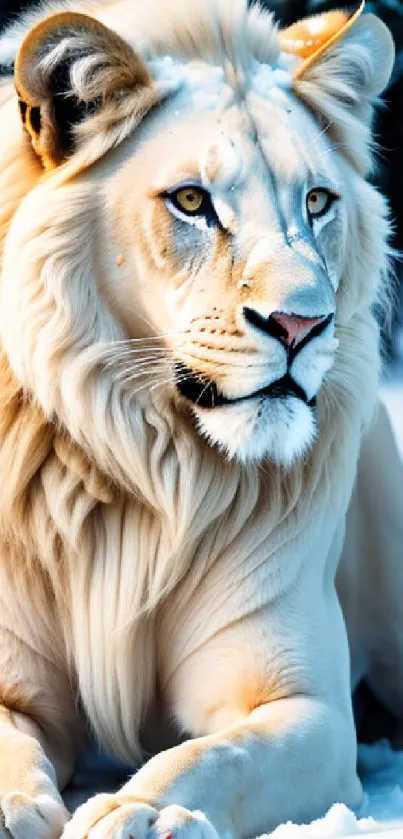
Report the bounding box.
[1,790,68,839]
[153,805,219,839]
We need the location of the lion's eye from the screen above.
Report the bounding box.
[175,187,204,213]
[164,184,216,222]
[306,188,338,222]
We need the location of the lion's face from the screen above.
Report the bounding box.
[101,85,345,463]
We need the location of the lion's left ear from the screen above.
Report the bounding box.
[280,1,394,102]
[15,12,156,169]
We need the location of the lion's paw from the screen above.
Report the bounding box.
[0,790,69,839]
[62,795,219,839]
[153,805,219,839]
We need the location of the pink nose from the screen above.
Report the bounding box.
[271,312,327,348]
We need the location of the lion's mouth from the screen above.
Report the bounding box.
[174,363,316,409]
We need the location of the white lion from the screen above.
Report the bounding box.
[0,1,401,838]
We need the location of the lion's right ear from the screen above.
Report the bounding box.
[15,12,154,169]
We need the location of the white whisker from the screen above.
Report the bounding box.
[116,365,171,383]
[105,355,171,371]
[94,331,186,351]
[195,379,213,406]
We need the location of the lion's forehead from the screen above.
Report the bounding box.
[141,102,321,205]
[149,52,297,114]
[141,64,335,197]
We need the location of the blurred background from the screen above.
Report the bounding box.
[0,0,402,448]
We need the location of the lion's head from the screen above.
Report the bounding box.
[0,0,394,475]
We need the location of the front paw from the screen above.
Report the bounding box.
[62,796,219,839]
[0,789,68,839]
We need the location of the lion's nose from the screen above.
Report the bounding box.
[243,307,333,349]
[270,312,331,348]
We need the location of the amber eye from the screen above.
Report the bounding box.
[175,187,204,213]
[306,188,338,221]
[164,183,217,223]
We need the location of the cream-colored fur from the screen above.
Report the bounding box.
[0,1,400,838]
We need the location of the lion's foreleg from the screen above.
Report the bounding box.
[0,628,82,838]
[134,695,363,824]
[0,704,69,838]
[64,695,361,839]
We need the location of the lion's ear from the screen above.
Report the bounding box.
[280,2,394,100]
[15,12,153,169]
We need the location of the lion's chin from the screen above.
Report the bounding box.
[193,396,317,466]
